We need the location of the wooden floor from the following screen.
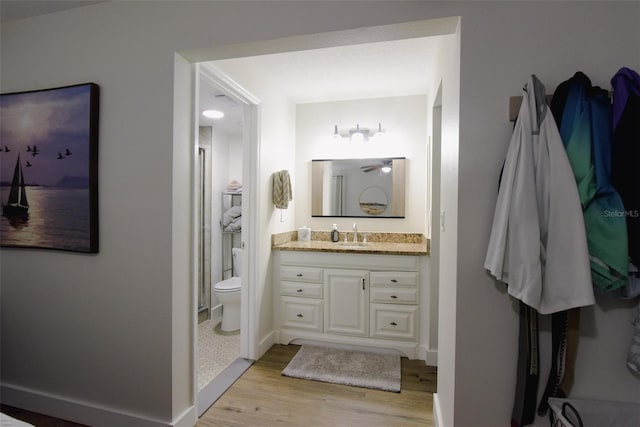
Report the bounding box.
[0,404,87,427]
[197,344,437,427]
[1,344,437,427]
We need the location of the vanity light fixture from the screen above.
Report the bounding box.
[350,124,366,142]
[332,124,342,140]
[373,123,385,139]
[202,109,225,119]
[381,160,392,174]
[332,123,385,141]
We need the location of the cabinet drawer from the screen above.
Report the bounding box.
[370,303,417,341]
[281,281,323,299]
[370,271,418,287]
[370,287,418,304]
[280,266,323,283]
[280,297,323,332]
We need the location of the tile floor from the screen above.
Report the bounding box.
[198,319,240,391]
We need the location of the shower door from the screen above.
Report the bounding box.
[197,146,212,315]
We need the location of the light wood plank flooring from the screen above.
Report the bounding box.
[197,344,437,427]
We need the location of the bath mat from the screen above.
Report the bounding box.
[281,345,401,392]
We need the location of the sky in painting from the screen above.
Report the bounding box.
[0,84,94,187]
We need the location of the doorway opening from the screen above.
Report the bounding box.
[194,64,257,415]
[174,16,461,424]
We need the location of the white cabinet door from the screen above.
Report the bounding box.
[370,303,418,340]
[324,269,369,337]
[280,296,323,332]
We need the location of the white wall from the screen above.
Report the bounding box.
[209,59,298,346]
[1,2,638,427]
[227,134,243,185]
[296,95,427,233]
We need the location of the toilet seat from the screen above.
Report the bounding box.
[213,277,241,292]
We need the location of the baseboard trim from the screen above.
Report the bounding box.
[0,383,183,427]
[171,406,197,427]
[418,344,438,366]
[278,329,419,359]
[433,392,443,427]
[258,330,276,360]
[425,349,438,366]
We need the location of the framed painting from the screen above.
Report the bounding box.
[0,83,99,253]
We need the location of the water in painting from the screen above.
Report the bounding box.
[0,83,97,252]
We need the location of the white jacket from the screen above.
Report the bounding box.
[485,75,595,314]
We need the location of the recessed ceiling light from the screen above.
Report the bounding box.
[202,109,224,119]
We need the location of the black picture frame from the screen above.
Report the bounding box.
[0,83,99,253]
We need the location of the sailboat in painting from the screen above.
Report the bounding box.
[3,154,29,217]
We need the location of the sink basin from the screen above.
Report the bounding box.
[337,242,367,249]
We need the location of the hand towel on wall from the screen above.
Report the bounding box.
[272,170,292,209]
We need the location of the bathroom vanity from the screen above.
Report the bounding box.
[272,235,432,360]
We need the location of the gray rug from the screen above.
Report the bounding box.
[281,345,401,392]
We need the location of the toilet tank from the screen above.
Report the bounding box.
[232,247,243,277]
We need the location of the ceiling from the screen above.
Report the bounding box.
[1,2,443,138]
[0,1,108,22]
[200,35,442,136]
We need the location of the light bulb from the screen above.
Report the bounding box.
[202,109,224,119]
[374,122,384,137]
[350,124,364,142]
[333,124,342,140]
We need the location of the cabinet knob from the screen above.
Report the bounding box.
[390,279,398,283]
[296,314,303,318]
[296,273,303,277]
[296,289,303,293]
[390,295,398,299]
[390,322,397,326]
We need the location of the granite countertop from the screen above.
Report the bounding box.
[271,231,429,256]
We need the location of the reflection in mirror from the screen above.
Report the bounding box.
[311,157,405,218]
[359,186,388,215]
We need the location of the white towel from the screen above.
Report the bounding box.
[222,206,242,228]
[272,170,292,209]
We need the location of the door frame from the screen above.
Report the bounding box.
[174,16,460,423]
[198,64,261,361]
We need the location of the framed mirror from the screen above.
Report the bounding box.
[311,157,405,218]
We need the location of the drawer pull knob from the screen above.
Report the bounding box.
[296,314,303,318]
[296,289,303,293]
[390,279,398,283]
[390,322,397,326]
[296,273,303,277]
[390,295,398,299]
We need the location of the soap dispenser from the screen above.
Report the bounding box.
[331,224,339,242]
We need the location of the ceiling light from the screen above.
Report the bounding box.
[202,109,224,119]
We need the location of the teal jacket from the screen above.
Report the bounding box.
[551,72,628,291]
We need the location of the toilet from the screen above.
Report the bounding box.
[212,247,242,332]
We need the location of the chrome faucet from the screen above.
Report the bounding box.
[352,223,358,244]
